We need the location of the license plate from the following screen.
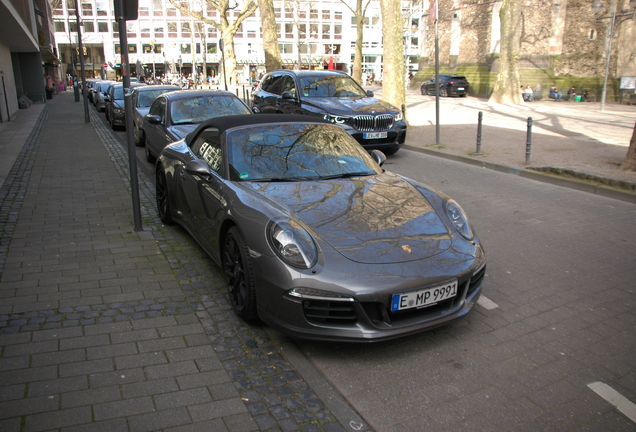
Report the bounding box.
[363,132,388,139]
[390,280,458,311]
[457,87,464,91]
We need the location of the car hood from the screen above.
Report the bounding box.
[301,97,399,116]
[247,173,452,264]
[166,124,199,140]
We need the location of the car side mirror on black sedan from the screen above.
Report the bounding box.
[145,114,162,125]
[281,91,296,100]
[366,90,374,97]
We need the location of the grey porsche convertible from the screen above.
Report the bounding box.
[156,114,486,342]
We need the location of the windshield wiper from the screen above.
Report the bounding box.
[248,177,315,182]
[319,171,375,180]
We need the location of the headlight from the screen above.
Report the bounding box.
[394,112,403,122]
[323,114,349,124]
[444,199,474,240]
[114,107,124,114]
[267,218,318,269]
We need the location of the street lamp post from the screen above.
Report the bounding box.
[592,0,636,111]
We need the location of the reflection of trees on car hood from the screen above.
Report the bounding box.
[247,173,451,264]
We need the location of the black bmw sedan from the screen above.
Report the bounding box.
[252,70,407,155]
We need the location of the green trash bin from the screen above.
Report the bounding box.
[575,95,582,102]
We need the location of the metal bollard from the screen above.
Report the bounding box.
[525,117,532,163]
[475,111,483,155]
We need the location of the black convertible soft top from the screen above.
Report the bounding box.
[185,114,330,145]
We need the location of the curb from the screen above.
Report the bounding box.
[403,145,636,204]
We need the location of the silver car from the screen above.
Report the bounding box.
[131,84,180,146]
[155,114,486,342]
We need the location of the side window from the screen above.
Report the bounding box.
[280,76,296,96]
[267,74,285,95]
[148,97,166,120]
[192,128,222,173]
[260,75,273,92]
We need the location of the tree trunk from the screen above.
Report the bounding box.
[340,0,370,86]
[489,0,522,105]
[258,0,282,72]
[352,9,364,85]
[620,121,636,171]
[379,0,405,114]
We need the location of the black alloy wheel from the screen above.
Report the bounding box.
[223,227,258,320]
[155,165,173,224]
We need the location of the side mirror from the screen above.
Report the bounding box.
[185,160,212,178]
[370,149,386,167]
[281,91,296,100]
[252,106,260,113]
[366,90,374,97]
[103,95,111,102]
[145,114,162,124]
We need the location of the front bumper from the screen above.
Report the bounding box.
[253,241,485,343]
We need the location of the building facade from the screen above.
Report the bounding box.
[0,0,60,121]
[50,0,635,98]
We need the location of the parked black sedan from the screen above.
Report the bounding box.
[131,84,180,146]
[252,70,407,155]
[155,114,486,342]
[104,82,146,130]
[142,90,252,163]
[420,75,469,97]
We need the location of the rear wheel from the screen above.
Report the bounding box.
[439,87,448,97]
[155,165,173,224]
[223,227,258,320]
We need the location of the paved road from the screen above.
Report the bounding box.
[100,103,636,431]
[288,148,636,431]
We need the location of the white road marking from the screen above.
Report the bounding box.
[588,382,636,423]
[477,295,498,310]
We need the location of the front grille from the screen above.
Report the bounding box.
[302,299,357,325]
[467,265,486,295]
[353,114,395,132]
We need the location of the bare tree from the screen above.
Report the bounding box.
[378,0,405,113]
[620,122,636,171]
[339,0,372,85]
[258,0,282,71]
[169,0,258,85]
[489,0,522,104]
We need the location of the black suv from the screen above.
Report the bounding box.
[252,70,407,155]
[420,75,469,97]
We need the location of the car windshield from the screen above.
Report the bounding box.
[170,95,251,125]
[227,123,379,181]
[137,89,176,107]
[299,75,367,98]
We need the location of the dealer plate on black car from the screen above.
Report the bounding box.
[391,280,458,311]
[363,132,388,139]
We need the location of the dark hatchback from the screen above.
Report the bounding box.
[252,70,407,155]
[420,75,469,97]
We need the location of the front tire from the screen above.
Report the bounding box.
[155,165,173,224]
[223,227,258,320]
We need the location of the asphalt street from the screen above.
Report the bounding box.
[292,148,636,431]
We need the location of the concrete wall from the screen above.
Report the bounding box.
[0,43,18,121]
